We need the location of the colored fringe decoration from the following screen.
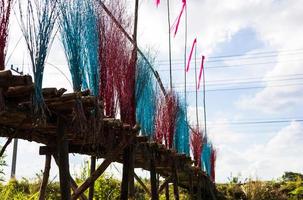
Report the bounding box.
[59,0,84,92]
[210,147,217,182]
[82,0,100,96]
[186,38,197,72]
[190,128,203,167]
[18,0,57,120]
[0,0,13,70]
[98,1,132,118]
[197,55,205,90]
[136,56,157,137]
[171,0,186,37]
[155,92,178,149]
[174,99,190,155]
[202,138,212,177]
[155,0,160,7]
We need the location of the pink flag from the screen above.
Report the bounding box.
[186,38,197,72]
[198,55,205,90]
[173,1,186,36]
[155,0,160,7]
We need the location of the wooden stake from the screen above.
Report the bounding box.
[38,155,51,200]
[89,156,96,200]
[165,184,170,200]
[57,116,71,200]
[120,145,134,200]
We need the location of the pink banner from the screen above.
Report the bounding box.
[198,55,205,90]
[186,38,197,72]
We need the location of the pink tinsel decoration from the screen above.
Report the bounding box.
[197,55,205,90]
[154,92,178,149]
[190,128,203,167]
[186,38,197,72]
[155,0,160,7]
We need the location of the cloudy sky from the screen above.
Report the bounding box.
[2,0,303,183]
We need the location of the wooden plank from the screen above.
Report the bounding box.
[57,117,71,200]
[89,156,96,200]
[172,163,179,200]
[39,155,51,200]
[120,146,131,200]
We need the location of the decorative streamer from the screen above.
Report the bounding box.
[82,0,100,96]
[210,146,217,182]
[174,98,190,155]
[155,0,160,7]
[190,128,203,167]
[155,92,178,149]
[0,0,13,70]
[18,0,58,120]
[202,137,212,177]
[171,0,186,37]
[197,55,205,90]
[59,0,84,92]
[186,38,197,72]
[98,1,132,118]
[135,56,157,137]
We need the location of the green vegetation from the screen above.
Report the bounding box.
[217,172,303,200]
[0,157,302,200]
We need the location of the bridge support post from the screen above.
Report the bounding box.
[150,150,159,200]
[38,154,51,200]
[57,116,71,200]
[89,156,96,200]
[172,163,179,200]
[120,144,134,200]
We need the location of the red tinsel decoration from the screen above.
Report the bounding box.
[154,92,178,149]
[211,146,217,182]
[190,128,203,167]
[98,1,134,122]
[0,0,13,70]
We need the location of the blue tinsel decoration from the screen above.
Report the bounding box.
[202,137,212,176]
[174,99,190,156]
[82,0,100,96]
[135,56,157,138]
[59,0,84,92]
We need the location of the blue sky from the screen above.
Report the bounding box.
[1,0,303,183]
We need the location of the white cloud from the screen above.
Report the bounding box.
[213,121,303,182]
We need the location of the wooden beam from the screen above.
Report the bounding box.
[57,117,71,200]
[150,151,159,200]
[89,156,96,200]
[158,176,172,194]
[165,184,170,200]
[172,164,179,200]
[189,173,194,200]
[120,145,132,200]
[134,172,151,197]
[53,155,87,200]
[0,137,12,157]
[72,137,131,200]
[39,155,51,200]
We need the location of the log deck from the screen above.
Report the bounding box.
[0,70,217,200]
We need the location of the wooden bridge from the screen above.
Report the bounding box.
[0,70,217,200]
